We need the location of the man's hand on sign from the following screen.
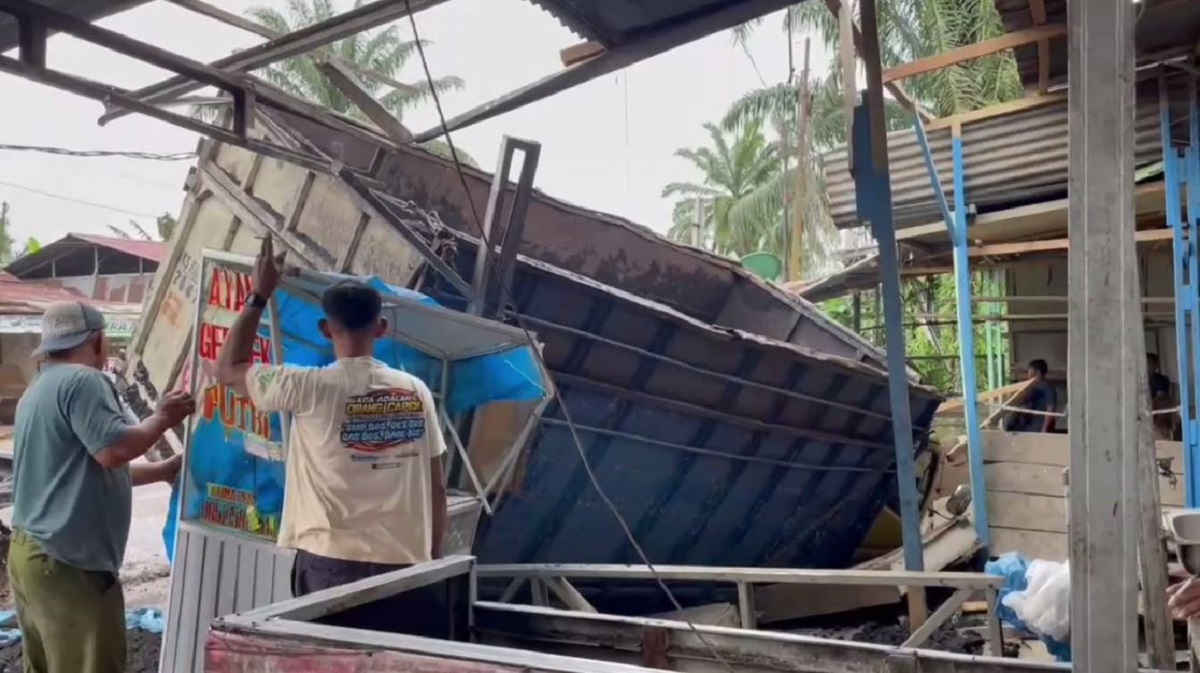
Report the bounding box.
[253,235,287,299]
[157,454,183,485]
[156,390,196,426]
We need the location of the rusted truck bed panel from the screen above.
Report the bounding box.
[271,112,888,370]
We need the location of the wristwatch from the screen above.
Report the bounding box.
[246,292,269,309]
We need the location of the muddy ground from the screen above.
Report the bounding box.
[0,629,162,672]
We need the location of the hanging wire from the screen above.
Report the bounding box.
[0,144,197,161]
[402,4,738,671]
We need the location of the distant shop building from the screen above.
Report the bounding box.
[0,267,143,422]
[3,233,165,303]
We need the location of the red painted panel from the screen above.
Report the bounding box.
[204,631,524,673]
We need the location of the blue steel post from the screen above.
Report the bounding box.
[913,115,990,545]
[1162,80,1199,507]
[852,100,923,573]
[1188,86,1200,506]
[950,128,989,545]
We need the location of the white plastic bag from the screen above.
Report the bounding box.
[1001,559,1071,641]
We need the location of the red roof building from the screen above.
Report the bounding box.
[3,233,166,304]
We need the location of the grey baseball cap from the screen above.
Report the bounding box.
[33,301,107,357]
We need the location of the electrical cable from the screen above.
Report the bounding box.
[0,143,197,161]
[0,178,163,218]
[402,5,737,671]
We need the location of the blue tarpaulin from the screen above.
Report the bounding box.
[164,271,544,561]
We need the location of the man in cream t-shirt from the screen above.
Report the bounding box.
[215,237,447,632]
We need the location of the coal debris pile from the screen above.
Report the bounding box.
[0,629,162,672]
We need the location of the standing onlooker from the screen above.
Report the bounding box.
[1005,359,1058,433]
[214,237,448,635]
[8,301,194,673]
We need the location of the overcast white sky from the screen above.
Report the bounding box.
[0,0,832,247]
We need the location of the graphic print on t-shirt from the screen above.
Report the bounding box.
[340,388,427,452]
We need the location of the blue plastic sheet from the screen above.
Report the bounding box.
[126,607,166,633]
[0,608,165,646]
[985,553,1071,662]
[163,271,543,561]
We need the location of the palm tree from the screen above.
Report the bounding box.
[736,1,1022,121]
[663,120,782,259]
[720,1,1022,281]
[196,0,474,164]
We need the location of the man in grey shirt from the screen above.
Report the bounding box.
[9,301,194,673]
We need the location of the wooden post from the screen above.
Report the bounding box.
[789,38,812,282]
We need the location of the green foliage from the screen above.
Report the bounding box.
[820,272,1010,394]
[156,213,178,241]
[194,0,476,166]
[0,202,13,266]
[663,120,782,259]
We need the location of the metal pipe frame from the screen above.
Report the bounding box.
[410,0,801,143]
[98,0,450,126]
[477,563,1003,649]
[913,116,990,546]
[1159,73,1200,506]
[469,136,542,318]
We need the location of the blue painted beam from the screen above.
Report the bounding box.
[1161,84,1200,507]
[852,99,924,573]
[912,116,957,247]
[950,129,989,545]
[912,113,989,546]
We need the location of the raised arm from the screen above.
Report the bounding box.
[215,236,286,399]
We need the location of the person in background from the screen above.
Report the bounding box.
[214,236,448,635]
[9,301,194,673]
[1005,359,1058,433]
[1147,353,1172,403]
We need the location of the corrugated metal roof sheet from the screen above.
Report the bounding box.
[0,276,140,315]
[5,233,165,279]
[823,86,1171,231]
[0,0,149,52]
[525,0,777,46]
[994,0,1200,91]
[73,234,167,263]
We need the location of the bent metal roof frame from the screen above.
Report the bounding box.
[0,0,811,164]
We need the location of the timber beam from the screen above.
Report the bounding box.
[882,25,1066,84]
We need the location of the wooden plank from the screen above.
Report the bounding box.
[982,430,1069,465]
[923,93,1065,131]
[882,25,1066,84]
[990,527,1067,561]
[475,564,1001,589]
[902,588,971,648]
[560,41,605,67]
[986,492,1067,533]
[964,227,1174,259]
[317,60,414,144]
[985,462,1066,497]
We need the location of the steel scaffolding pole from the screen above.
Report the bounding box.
[913,116,990,547]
